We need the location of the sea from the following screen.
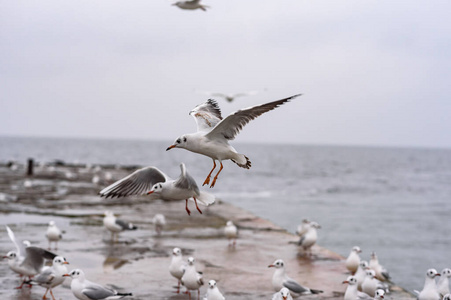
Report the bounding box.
[1,136,451,293]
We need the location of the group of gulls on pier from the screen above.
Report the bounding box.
[3,94,449,300]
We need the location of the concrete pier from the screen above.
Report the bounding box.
[0,163,415,299]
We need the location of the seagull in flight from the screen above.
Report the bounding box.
[196,90,260,103]
[166,94,301,188]
[99,163,215,215]
[172,0,209,11]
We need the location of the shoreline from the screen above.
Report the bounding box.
[0,162,415,299]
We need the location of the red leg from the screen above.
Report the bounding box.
[203,160,216,186]
[185,199,191,216]
[49,289,56,300]
[210,161,223,188]
[193,197,203,214]
[42,288,49,299]
[15,278,26,289]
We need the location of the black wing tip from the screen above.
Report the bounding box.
[117,292,133,296]
[311,289,323,294]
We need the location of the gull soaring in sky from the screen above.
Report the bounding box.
[196,90,260,103]
[99,163,215,215]
[167,94,301,187]
[172,0,209,11]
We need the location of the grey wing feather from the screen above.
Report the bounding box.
[115,219,136,230]
[33,267,55,284]
[22,247,57,273]
[174,164,199,194]
[82,284,116,300]
[99,166,169,198]
[283,279,308,294]
[205,94,301,141]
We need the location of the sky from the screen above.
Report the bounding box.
[1,0,451,148]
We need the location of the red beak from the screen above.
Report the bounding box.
[147,191,154,195]
[62,261,69,265]
[268,264,275,268]
[62,274,70,277]
[166,145,176,151]
[342,280,349,284]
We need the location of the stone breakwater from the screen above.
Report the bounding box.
[0,162,415,299]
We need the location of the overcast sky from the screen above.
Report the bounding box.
[1,0,450,148]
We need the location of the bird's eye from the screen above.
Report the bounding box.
[176,139,180,144]
[183,137,187,142]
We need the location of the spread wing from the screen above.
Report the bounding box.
[283,278,308,294]
[189,99,223,132]
[6,225,22,256]
[22,247,57,274]
[99,166,170,198]
[205,94,301,141]
[82,283,116,299]
[174,163,199,195]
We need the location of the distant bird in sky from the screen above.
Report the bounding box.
[297,221,320,256]
[272,287,293,300]
[27,256,69,300]
[152,214,166,235]
[99,163,215,215]
[268,259,323,295]
[203,280,225,300]
[169,247,186,294]
[167,94,301,188]
[103,211,137,242]
[414,268,441,300]
[224,220,238,247]
[172,0,209,11]
[63,269,132,300]
[346,246,362,274]
[181,257,204,300]
[196,90,260,103]
[45,221,63,250]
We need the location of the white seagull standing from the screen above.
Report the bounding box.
[152,214,166,235]
[99,163,215,215]
[297,221,320,256]
[28,256,69,300]
[346,246,362,274]
[437,268,451,297]
[295,219,310,237]
[63,269,132,300]
[172,0,209,11]
[166,94,301,188]
[342,276,374,300]
[169,247,187,294]
[268,259,323,295]
[415,268,441,300]
[181,257,204,300]
[103,211,137,242]
[272,287,293,300]
[224,220,238,247]
[203,280,225,300]
[45,221,63,250]
[361,269,387,297]
[369,252,390,282]
[355,260,369,290]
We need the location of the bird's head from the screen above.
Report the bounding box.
[53,256,69,265]
[166,135,188,151]
[172,247,182,256]
[268,259,284,269]
[280,287,291,300]
[426,268,440,279]
[187,257,195,265]
[148,183,163,195]
[352,246,362,253]
[3,251,17,260]
[208,280,216,289]
[63,269,84,279]
[342,276,357,285]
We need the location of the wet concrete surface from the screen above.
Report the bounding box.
[0,163,415,299]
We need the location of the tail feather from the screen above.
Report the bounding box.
[196,191,216,206]
[310,289,323,294]
[116,292,133,297]
[231,154,251,169]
